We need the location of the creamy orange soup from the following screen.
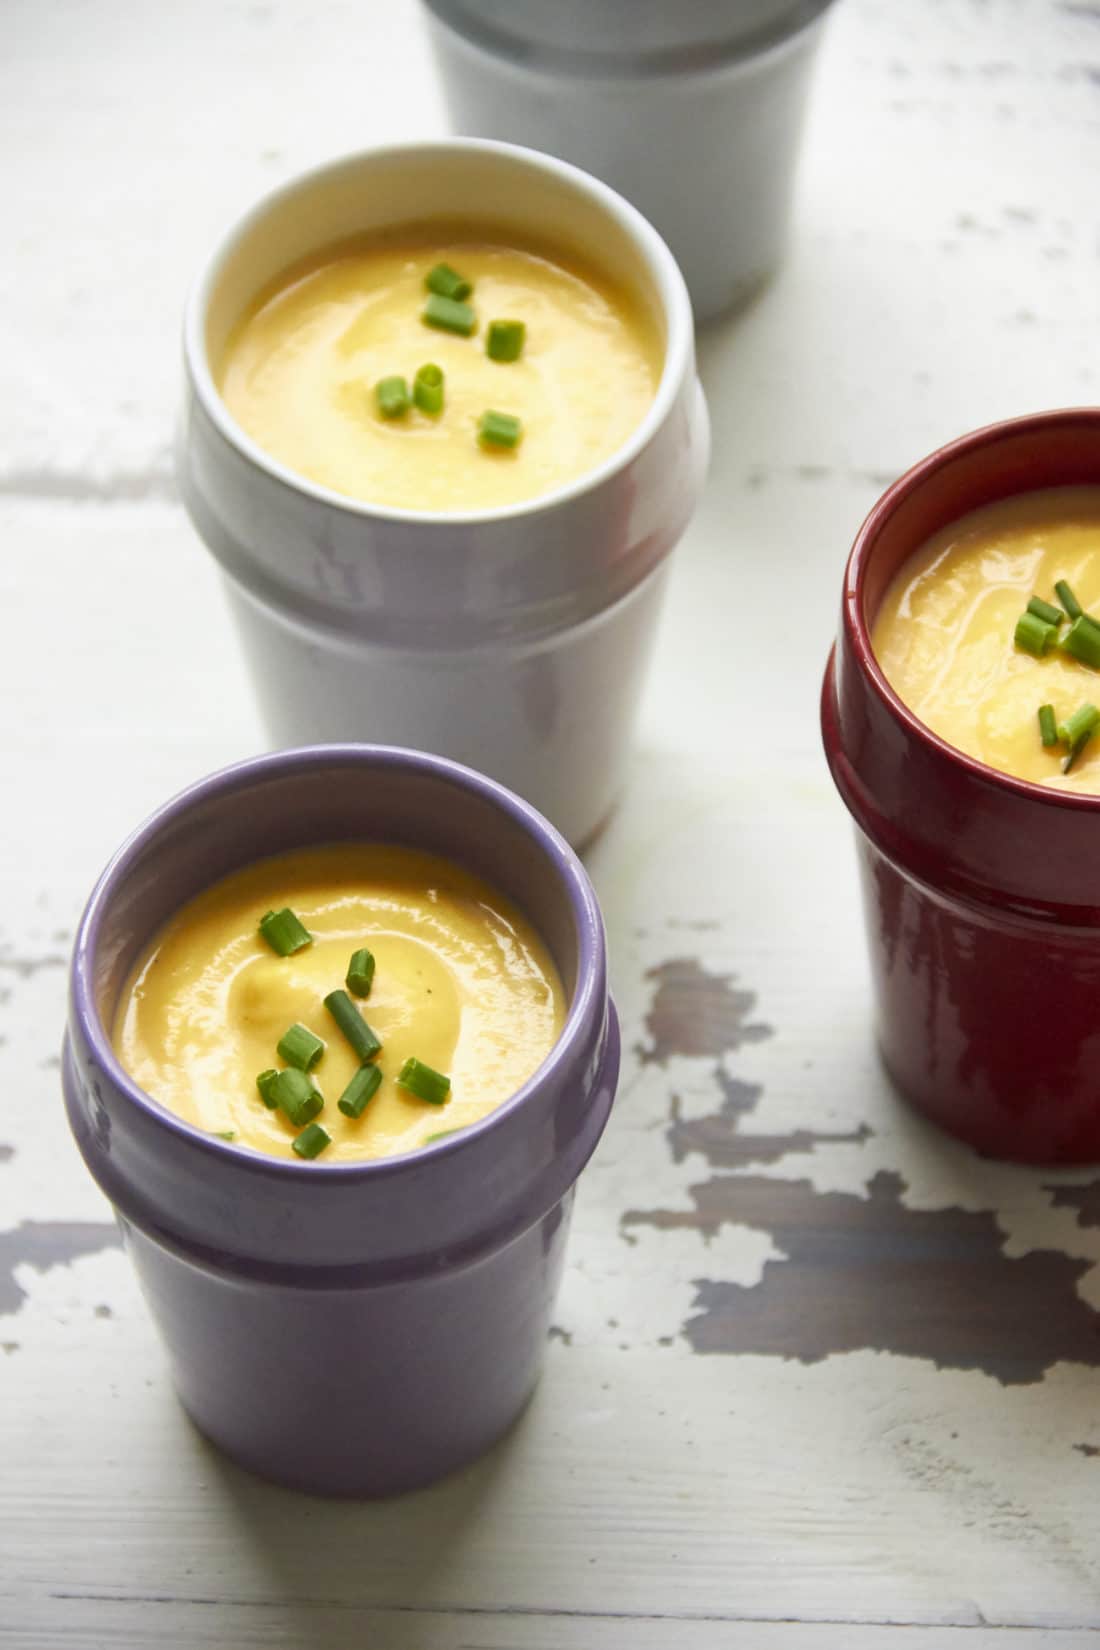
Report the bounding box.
[873,487,1100,792]
[218,228,662,512]
[113,845,566,1163]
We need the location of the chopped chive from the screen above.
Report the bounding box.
[214,1129,237,1141]
[413,362,445,416]
[271,1067,323,1127]
[486,319,526,362]
[1060,615,1100,670]
[1055,580,1083,620]
[1058,702,1100,748]
[324,989,382,1062]
[1060,702,1100,776]
[425,1127,462,1144]
[477,410,523,450]
[1028,595,1064,627]
[425,262,472,302]
[1014,611,1059,657]
[276,1022,325,1072]
[375,375,410,419]
[396,1057,451,1106]
[1038,704,1058,748]
[422,293,477,336]
[337,1063,383,1119]
[259,907,312,956]
[346,947,376,999]
[1065,730,1098,774]
[256,1068,281,1109]
[292,1122,331,1160]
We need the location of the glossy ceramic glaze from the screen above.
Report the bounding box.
[422,3,834,321]
[178,141,710,848]
[821,408,1100,1164]
[63,746,620,1495]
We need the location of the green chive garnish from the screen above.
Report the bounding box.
[276,1022,325,1072]
[1061,615,1100,669]
[324,989,382,1062]
[478,410,523,450]
[1058,702,1100,748]
[1038,704,1058,748]
[337,1063,383,1119]
[259,907,312,956]
[1065,731,1099,774]
[425,1127,462,1144]
[1014,611,1058,657]
[272,1067,323,1127]
[256,1069,280,1109]
[396,1057,451,1106]
[426,262,472,302]
[292,1122,331,1160]
[413,362,445,416]
[345,948,376,999]
[423,294,477,336]
[1060,702,1100,774]
[1056,580,1083,620]
[1027,595,1063,627]
[214,1129,237,1142]
[375,376,410,419]
[486,319,526,362]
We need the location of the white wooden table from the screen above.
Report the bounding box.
[4,2,1100,1642]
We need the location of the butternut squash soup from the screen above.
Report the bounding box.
[872,487,1100,793]
[113,845,566,1162]
[217,227,662,512]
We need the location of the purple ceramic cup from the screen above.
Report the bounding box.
[63,745,619,1497]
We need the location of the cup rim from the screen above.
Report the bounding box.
[844,405,1100,816]
[423,0,833,81]
[71,743,607,1181]
[182,137,695,528]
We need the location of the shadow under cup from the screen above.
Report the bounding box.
[63,746,620,1496]
[822,409,1100,1165]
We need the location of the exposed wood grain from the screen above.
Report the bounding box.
[3,1601,1098,1650]
[3,1324,1100,1626]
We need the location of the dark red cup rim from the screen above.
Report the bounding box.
[843,406,1100,816]
[71,743,607,1181]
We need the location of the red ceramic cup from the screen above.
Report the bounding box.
[821,408,1100,1164]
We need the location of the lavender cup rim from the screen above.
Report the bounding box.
[71,743,607,1181]
[182,136,695,530]
[844,405,1100,816]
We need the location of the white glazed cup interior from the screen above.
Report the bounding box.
[185,138,696,526]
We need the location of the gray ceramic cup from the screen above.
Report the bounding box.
[421,0,836,320]
[63,746,619,1497]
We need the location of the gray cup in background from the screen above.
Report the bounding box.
[421,0,837,323]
